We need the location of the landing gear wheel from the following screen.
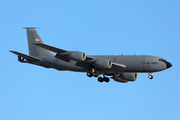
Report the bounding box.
[104,77,110,83]
[148,75,153,79]
[93,72,98,77]
[87,72,92,77]
[98,77,103,83]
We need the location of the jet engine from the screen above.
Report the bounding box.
[112,73,137,83]
[93,59,112,69]
[67,51,86,61]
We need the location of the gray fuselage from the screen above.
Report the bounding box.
[10,28,172,82]
[37,55,170,74]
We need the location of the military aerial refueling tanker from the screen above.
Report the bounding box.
[10,28,172,83]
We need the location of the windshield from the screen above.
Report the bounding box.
[159,58,166,62]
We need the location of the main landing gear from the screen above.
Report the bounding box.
[148,73,153,79]
[98,77,110,83]
[87,72,98,77]
[87,71,110,83]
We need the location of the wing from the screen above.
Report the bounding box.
[10,51,41,61]
[34,43,94,60]
[33,43,126,69]
[33,43,67,53]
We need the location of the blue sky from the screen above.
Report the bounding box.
[1,0,180,120]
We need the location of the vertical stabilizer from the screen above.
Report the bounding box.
[24,27,53,57]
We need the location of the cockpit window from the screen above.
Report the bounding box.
[159,59,166,62]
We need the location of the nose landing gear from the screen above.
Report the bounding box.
[148,73,153,79]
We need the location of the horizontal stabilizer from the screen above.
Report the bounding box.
[23,27,43,29]
[34,43,67,53]
[10,51,41,61]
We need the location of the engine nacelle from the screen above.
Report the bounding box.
[121,73,137,81]
[67,51,86,61]
[112,75,128,83]
[112,73,137,83]
[93,59,112,69]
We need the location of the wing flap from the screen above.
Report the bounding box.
[112,62,126,68]
[10,51,41,61]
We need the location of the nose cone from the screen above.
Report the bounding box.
[166,61,172,68]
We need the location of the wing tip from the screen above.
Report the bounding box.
[9,50,16,53]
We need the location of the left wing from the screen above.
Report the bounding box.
[34,43,126,69]
[34,43,94,60]
[33,43,67,53]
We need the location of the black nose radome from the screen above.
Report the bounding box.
[166,61,172,68]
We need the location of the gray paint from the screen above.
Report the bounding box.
[36,55,168,73]
[10,28,172,82]
[26,28,53,57]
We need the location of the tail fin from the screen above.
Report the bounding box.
[24,27,53,57]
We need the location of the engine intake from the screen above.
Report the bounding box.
[93,59,112,69]
[67,51,86,61]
